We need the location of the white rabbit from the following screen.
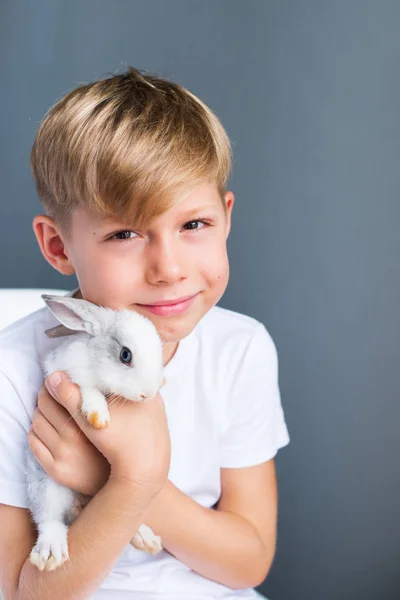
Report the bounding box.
[26,294,166,572]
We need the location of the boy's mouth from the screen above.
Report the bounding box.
[136,293,199,316]
[139,294,197,307]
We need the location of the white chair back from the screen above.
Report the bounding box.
[0,288,68,331]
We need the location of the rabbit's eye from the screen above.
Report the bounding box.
[120,347,132,365]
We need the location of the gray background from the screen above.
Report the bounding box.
[1,1,399,599]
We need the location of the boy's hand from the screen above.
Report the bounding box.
[28,381,110,496]
[29,372,171,499]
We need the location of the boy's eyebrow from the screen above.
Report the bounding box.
[100,205,219,229]
[176,204,219,218]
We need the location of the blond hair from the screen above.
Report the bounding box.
[30,66,232,236]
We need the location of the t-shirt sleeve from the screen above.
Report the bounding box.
[0,368,30,508]
[219,322,290,468]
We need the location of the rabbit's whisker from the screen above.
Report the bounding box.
[107,393,126,408]
[59,408,89,437]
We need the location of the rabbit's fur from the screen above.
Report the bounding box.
[26,294,165,571]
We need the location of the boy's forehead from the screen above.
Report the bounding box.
[75,181,223,229]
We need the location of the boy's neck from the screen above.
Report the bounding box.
[162,341,179,367]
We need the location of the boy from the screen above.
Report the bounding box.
[0,67,289,599]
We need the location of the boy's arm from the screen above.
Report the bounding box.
[1,478,156,600]
[145,460,277,590]
[25,401,275,592]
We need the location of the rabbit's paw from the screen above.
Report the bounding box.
[131,524,163,555]
[29,522,69,571]
[82,404,110,429]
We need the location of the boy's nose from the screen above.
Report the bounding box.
[145,239,188,284]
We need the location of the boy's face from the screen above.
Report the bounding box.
[35,181,234,346]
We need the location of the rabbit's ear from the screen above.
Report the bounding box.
[41,294,101,336]
[44,324,80,338]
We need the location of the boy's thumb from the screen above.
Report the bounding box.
[48,372,62,394]
[46,371,81,416]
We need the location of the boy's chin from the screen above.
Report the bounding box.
[157,321,196,345]
[159,330,190,345]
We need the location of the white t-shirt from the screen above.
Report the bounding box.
[0,288,289,600]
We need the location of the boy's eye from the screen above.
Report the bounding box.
[108,220,210,241]
[182,219,210,231]
[110,230,138,240]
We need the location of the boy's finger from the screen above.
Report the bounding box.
[44,377,58,400]
[46,372,82,418]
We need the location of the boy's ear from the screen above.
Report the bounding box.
[32,214,76,275]
[223,191,235,238]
